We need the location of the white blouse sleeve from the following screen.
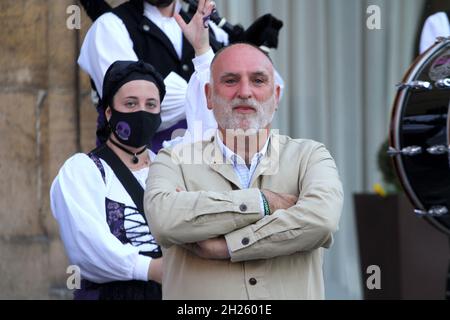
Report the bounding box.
[184,48,218,142]
[420,12,450,54]
[77,13,138,98]
[50,153,150,283]
[152,19,230,132]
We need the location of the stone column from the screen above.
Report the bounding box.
[0,0,97,299]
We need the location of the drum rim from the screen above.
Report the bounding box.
[390,38,450,235]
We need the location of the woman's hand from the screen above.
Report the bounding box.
[148,257,163,284]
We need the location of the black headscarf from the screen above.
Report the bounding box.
[102,60,166,109]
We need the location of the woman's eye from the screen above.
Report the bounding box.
[125,101,136,108]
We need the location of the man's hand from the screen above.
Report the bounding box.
[148,257,163,284]
[261,189,298,214]
[182,236,230,260]
[174,0,215,56]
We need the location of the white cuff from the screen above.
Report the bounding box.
[133,254,151,281]
[193,48,214,71]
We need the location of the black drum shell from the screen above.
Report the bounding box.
[390,38,450,235]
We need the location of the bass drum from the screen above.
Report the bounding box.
[390,37,450,235]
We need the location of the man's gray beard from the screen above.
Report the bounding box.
[212,95,276,133]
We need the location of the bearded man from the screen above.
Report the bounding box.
[144,43,344,300]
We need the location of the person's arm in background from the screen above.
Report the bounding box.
[77,13,137,99]
[50,154,161,284]
[168,2,284,147]
[420,12,450,54]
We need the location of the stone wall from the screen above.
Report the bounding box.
[0,0,124,299]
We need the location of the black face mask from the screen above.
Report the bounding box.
[146,0,174,8]
[109,109,161,148]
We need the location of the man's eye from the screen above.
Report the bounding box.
[224,79,237,84]
[254,78,266,84]
[146,102,156,109]
[126,101,136,108]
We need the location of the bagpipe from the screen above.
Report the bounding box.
[183,0,283,52]
[79,0,283,51]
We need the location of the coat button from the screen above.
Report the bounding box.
[142,24,150,32]
[241,237,249,245]
[249,278,257,285]
[239,204,247,212]
[182,64,189,72]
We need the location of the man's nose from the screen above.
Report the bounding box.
[237,79,252,99]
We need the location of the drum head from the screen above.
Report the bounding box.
[390,38,450,235]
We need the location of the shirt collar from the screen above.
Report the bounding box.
[143,0,182,21]
[215,130,271,166]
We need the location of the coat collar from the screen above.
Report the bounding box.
[204,131,281,188]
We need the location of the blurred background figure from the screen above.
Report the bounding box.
[415,0,450,55]
[419,11,450,54]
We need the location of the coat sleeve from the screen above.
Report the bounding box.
[144,148,264,248]
[224,143,344,262]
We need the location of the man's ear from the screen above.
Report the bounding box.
[205,83,213,110]
[274,84,281,107]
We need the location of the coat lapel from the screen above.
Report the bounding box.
[203,133,281,189]
[205,135,243,189]
[249,134,281,187]
[209,162,242,189]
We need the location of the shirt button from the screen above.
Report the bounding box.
[239,204,247,212]
[241,237,249,245]
[182,64,189,72]
[249,278,257,285]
